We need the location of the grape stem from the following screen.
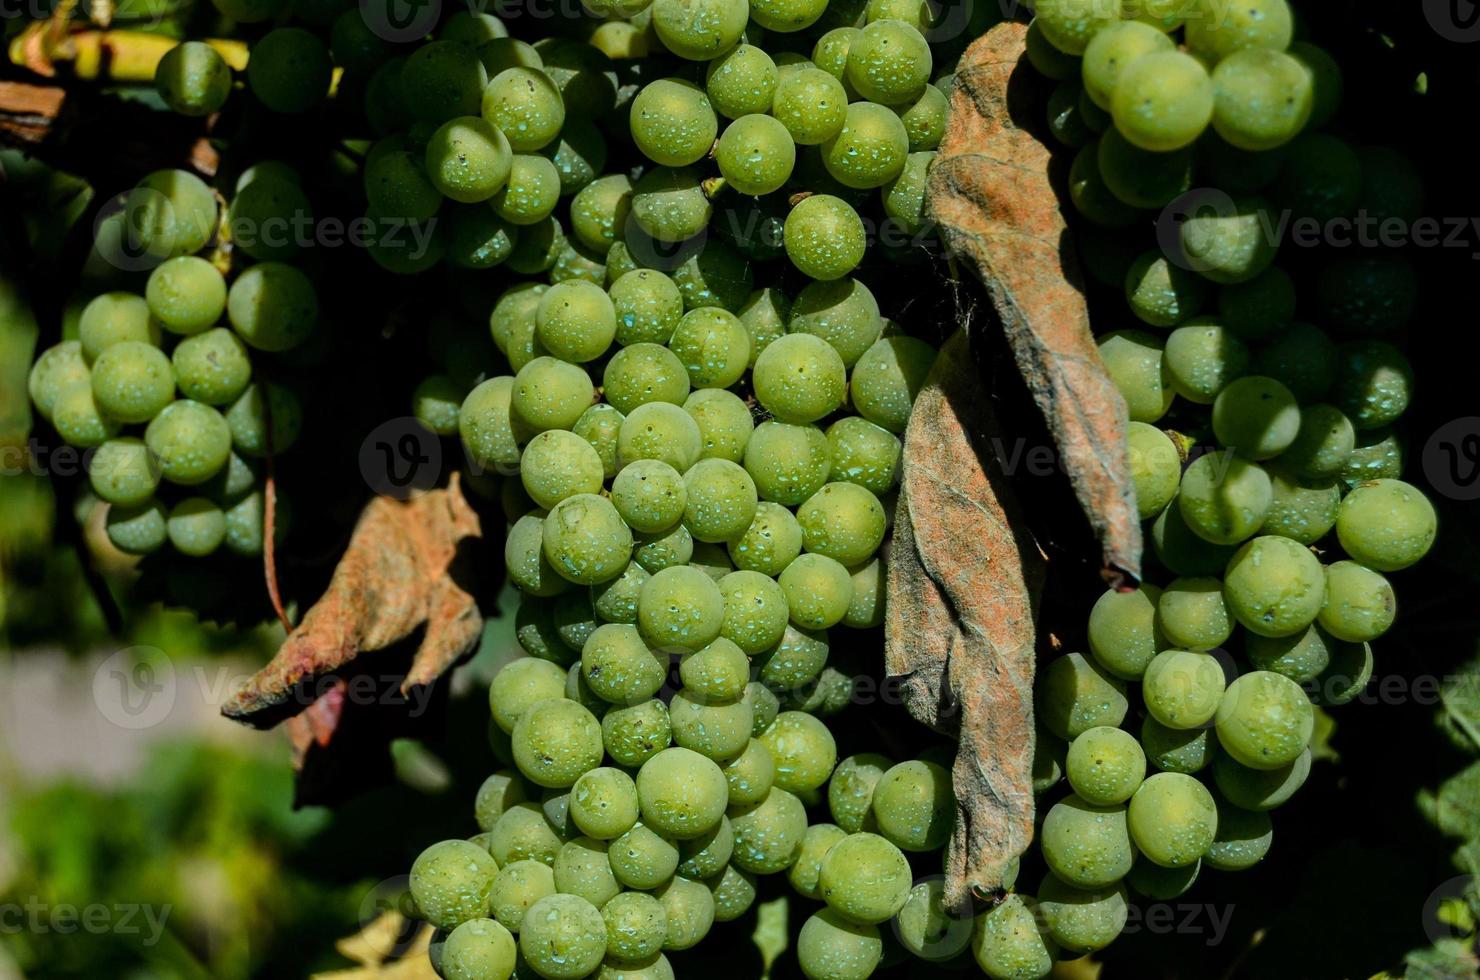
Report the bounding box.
[259,381,293,635]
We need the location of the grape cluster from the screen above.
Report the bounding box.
[1014,0,1436,971]
[26,167,316,559]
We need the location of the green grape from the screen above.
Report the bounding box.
[227,262,317,352]
[1097,330,1173,424]
[482,68,564,151]
[461,376,522,475]
[815,832,910,925]
[447,206,518,269]
[722,736,776,806]
[668,307,751,389]
[633,524,695,574]
[895,84,947,151]
[248,28,331,114]
[491,154,562,226]
[796,279,887,370]
[610,459,685,534]
[1068,141,1140,226]
[550,238,607,286]
[329,11,389,75]
[122,169,217,260]
[520,431,605,510]
[228,170,314,263]
[1025,18,1081,78]
[1164,320,1250,405]
[223,384,301,461]
[1184,0,1293,62]
[779,553,853,629]
[1040,794,1134,888]
[1033,726,1068,794]
[543,493,634,585]
[651,0,748,59]
[51,384,120,449]
[1224,535,1325,638]
[105,500,168,555]
[1126,421,1180,519]
[813,26,859,79]
[684,389,754,463]
[771,67,848,145]
[1081,20,1173,109]
[518,894,606,979]
[618,403,702,476]
[490,859,557,930]
[785,665,855,716]
[850,336,935,433]
[674,637,746,701]
[570,175,633,255]
[820,101,909,189]
[1208,356,1303,450]
[1036,652,1128,739]
[1110,51,1213,152]
[593,559,649,624]
[825,417,900,496]
[1127,772,1216,868]
[594,954,677,980]
[1211,49,1313,152]
[144,256,225,337]
[441,919,517,980]
[653,875,715,951]
[542,120,609,195]
[1176,451,1272,545]
[1336,478,1436,572]
[413,375,465,437]
[1124,250,1206,327]
[512,356,595,433]
[611,270,684,347]
[880,149,933,238]
[609,821,681,891]
[717,197,788,264]
[1330,341,1413,430]
[532,38,616,118]
[1178,197,1275,289]
[603,891,667,963]
[869,759,952,851]
[790,823,849,899]
[1125,857,1199,900]
[1317,255,1417,338]
[1037,875,1129,956]
[365,58,412,136]
[1140,715,1216,774]
[782,196,865,281]
[535,280,616,363]
[757,710,837,793]
[825,753,888,834]
[895,878,974,962]
[749,0,826,30]
[1244,622,1331,683]
[78,293,157,362]
[512,698,605,788]
[506,514,570,598]
[631,79,719,168]
[1033,0,1120,54]
[1215,670,1314,770]
[1048,79,1097,148]
[425,116,513,204]
[1280,404,1355,481]
[363,146,442,222]
[554,836,622,907]
[844,19,930,106]
[402,39,488,123]
[671,239,755,312]
[1253,322,1335,404]
[221,490,286,556]
[1065,726,1146,806]
[28,341,90,421]
[411,840,500,932]
[1273,133,1361,223]
[1203,799,1272,871]
[1341,427,1403,488]
[670,688,753,760]
[1142,649,1226,729]
[90,341,173,424]
[636,746,730,840]
[1288,40,1341,127]
[1097,131,1194,214]
[841,557,885,629]
[796,482,885,567]
[145,399,232,485]
[517,599,577,664]
[712,570,786,654]
[1311,636,1374,707]
[1212,746,1310,811]
[729,501,804,575]
[603,701,673,770]
[729,785,809,873]
[972,893,1056,980]
[631,167,713,244]
[706,45,778,118]
[1087,584,1164,680]
[1157,577,1233,651]
[1218,267,1295,342]
[716,115,796,197]
[476,772,528,833]
[638,564,725,653]
[675,816,734,880]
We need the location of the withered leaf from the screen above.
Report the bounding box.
[222,474,483,741]
[313,911,438,979]
[927,20,1143,585]
[887,328,1046,913]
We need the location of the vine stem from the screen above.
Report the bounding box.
[260,383,292,635]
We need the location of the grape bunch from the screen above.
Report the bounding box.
[26,166,315,560]
[1011,0,1437,971]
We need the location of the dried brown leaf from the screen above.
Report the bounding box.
[312,911,438,979]
[887,329,1046,912]
[222,475,483,740]
[927,20,1143,584]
